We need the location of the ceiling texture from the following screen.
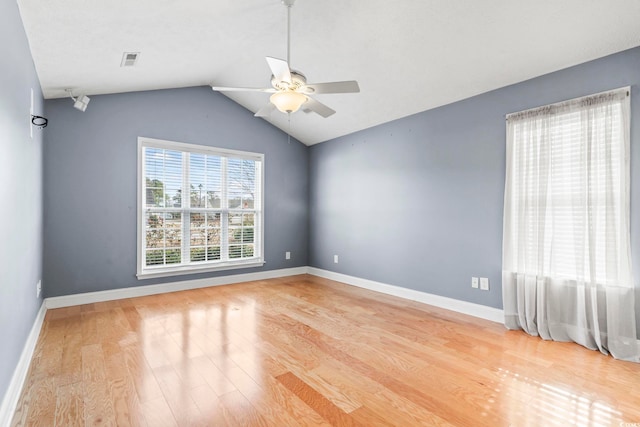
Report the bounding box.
[17,0,640,145]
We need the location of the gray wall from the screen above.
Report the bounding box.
[309,47,640,311]
[43,87,309,297]
[0,0,44,407]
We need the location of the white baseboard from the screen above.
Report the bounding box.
[45,266,504,323]
[0,302,46,427]
[307,267,504,324]
[45,266,308,309]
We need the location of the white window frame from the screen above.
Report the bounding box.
[137,137,265,279]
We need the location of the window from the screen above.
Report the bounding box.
[502,87,637,360]
[137,137,264,278]
[503,88,630,285]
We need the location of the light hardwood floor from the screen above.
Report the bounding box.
[11,274,640,426]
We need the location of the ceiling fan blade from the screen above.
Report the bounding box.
[211,86,275,93]
[266,57,292,84]
[302,97,336,118]
[303,80,360,94]
[254,103,276,117]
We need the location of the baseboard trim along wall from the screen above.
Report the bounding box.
[307,267,505,324]
[0,302,46,427]
[45,266,505,324]
[45,266,309,309]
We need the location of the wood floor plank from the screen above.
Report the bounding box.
[349,405,397,427]
[56,320,84,388]
[11,274,640,426]
[13,377,56,427]
[122,345,164,403]
[276,371,361,427]
[139,396,177,427]
[218,390,269,427]
[81,343,116,426]
[152,365,204,426]
[188,355,237,396]
[188,384,239,427]
[223,364,303,427]
[222,349,334,427]
[104,345,146,427]
[54,381,84,427]
[80,312,99,347]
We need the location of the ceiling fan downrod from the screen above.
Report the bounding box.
[283,0,295,65]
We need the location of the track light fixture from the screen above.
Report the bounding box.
[66,89,90,112]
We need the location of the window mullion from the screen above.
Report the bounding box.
[221,157,229,262]
[182,152,190,264]
[255,161,262,258]
[162,150,168,265]
[140,148,147,267]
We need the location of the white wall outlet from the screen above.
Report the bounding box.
[480,277,489,291]
[285,251,291,260]
[334,254,339,263]
[471,277,479,289]
[36,279,41,298]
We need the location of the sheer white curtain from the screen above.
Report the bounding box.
[502,87,639,362]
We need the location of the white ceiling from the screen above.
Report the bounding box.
[17,0,640,145]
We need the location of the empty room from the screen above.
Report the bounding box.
[2,0,640,425]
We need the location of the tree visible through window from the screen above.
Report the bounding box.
[137,137,263,277]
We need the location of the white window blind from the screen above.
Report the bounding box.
[505,89,629,285]
[137,137,264,278]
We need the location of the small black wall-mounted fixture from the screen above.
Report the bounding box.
[31,115,48,129]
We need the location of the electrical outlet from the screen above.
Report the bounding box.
[285,251,291,260]
[334,255,339,263]
[480,277,489,291]
[471,277,479,289]
[36,280,41,298]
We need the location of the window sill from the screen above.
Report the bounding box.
[137,259,265,280]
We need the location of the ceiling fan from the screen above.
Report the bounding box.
[211,0,360,118]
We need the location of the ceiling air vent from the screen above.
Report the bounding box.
[120,52,139,67]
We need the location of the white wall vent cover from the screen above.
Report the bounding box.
[120,52,139,67]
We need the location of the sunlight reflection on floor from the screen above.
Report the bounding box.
[496,367,623,426]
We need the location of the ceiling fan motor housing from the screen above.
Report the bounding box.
[271,71,309,92]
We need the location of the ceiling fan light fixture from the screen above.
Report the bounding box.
[210,0,358,119]
[270,90,307,113]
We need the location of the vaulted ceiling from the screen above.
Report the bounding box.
[17,0,640,145]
